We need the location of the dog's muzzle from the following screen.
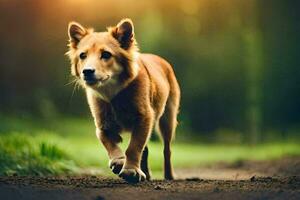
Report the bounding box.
[82,69,110,85]
[83,69,97,85]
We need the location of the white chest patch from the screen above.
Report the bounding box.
[96,79,123,102]
[85,79,123,102]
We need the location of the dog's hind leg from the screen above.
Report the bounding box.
[140,145,151,180]
[158,87,180,180]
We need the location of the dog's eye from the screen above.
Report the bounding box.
[101,51,112,60]
[79,52,87,60]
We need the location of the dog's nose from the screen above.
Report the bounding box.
[82,69,95,76]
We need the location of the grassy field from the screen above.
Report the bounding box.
[0,115,300,178]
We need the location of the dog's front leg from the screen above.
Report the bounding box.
[87,93,125,175]
[119,116,153,183]
[96,128,125,175]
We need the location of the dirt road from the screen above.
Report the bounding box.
[0,157,299,200]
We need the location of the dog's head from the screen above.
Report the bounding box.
[67,19,138,88]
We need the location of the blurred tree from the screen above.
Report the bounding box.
[0,0,299,141]
[244,0,263,144]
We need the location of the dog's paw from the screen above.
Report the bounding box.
[109,157,125,175]
[119,167,146,183]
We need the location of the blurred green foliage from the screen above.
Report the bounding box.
[0,117,299,177]
[0,0,300,141]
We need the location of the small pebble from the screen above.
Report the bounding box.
[213,187,220,192]
[94,196,105,200]
[154,185,162,190]
[186,177,202,181]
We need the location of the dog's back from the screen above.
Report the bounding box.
[138,53,180,122]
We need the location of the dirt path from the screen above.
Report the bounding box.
[0,157,299,200]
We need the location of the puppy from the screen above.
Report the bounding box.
[67,19,180,182]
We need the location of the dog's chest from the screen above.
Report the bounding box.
[109,90,140,129]
[97,81,123,102]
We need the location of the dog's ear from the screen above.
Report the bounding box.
[109,18,134,50]
[68,22,87,46]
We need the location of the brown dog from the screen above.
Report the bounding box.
[67,19,180,182]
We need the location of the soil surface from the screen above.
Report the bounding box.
[0,157,299,200]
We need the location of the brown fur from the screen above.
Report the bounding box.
[67,19,180,182]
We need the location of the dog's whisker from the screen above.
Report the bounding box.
[67,78,81,107]
[65,78,78,86]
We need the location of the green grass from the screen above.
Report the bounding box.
[0,133,78,176]
[0,115,300,178]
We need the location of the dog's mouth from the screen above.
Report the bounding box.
[84,75,110,86]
